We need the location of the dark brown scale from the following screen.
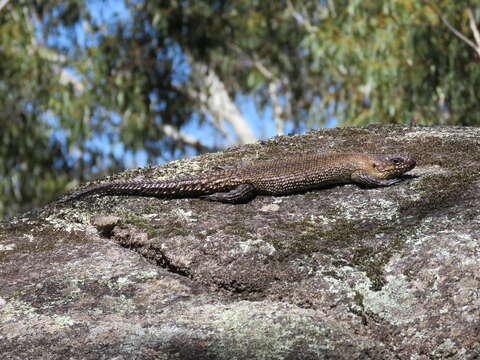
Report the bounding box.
[59,153,416,204]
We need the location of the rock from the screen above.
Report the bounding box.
[1,125,479,359]
[91,215,121,237]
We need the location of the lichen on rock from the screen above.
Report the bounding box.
[1,125,480,359]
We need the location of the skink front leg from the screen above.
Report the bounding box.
[351,171,401,187]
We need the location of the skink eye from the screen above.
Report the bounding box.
[392,158,402,166]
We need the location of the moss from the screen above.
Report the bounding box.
[402,133,480,168]
[321,270,344,280]
[351,247,389,290]
[399,170,478,219]
[353,291,364,307]
[155,221,191,238]
[349,291,368,325]
[261,212,408,291]
[263,217,322,256]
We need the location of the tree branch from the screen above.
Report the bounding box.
[0,0,11,12]
[160,124,213,153]
[286,0,316,32]
[187,59,257,145]
[250,56,291,136]
[467,8,480,51]
[423,0,480,57]
[229,44,291,136]
[268,81,285,135]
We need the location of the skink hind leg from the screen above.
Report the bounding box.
[352,172,401,187]
[201,183,256,203]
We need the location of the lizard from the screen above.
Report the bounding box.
[59,153,416,204]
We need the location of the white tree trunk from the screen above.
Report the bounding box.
[188,60,257,145]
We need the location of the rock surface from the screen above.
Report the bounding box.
[1,125,479,359]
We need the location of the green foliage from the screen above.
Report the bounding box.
[0,3,71,216]
[299,0,480,126]
[0,0,479,217]
[122,0,480,127]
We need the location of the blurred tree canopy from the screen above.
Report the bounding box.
[0,0,479,217]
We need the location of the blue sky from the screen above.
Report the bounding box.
[72,1,336,169]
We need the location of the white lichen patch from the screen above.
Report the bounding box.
[260,203,280,212]
[0,299,76,339]
[114,276,132,289]
[308,214,336,226]
[234,239,277,257]
[45,212,92,233]
[0,243,16,251]
[100,295,134,314]
[0,299,36,322]
[23,233,35,242]
[134,270,158,279]
[53,315,76,327]
[320,265,369,294]
[357,275,426,325]
[191,301,335,357]
[173,208,196,222]
[143,213,160,219]
[336,195,400,222]
[405,224,477,249]
[107,270,158,290]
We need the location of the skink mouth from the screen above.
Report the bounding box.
[406,158,416,171]
[382,156,416,179]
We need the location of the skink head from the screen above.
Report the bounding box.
[369,154,416,179]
